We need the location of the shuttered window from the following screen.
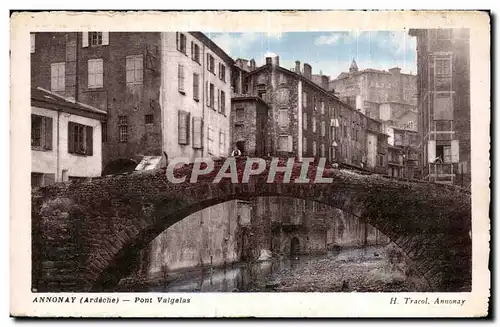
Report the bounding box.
[321,121,326,136]
[320,144,325,157]
[219,130,226,155]
[208,127,215,154]
[88,59,103,88]
[50,62,65,92]
[178,110,190,145]
[303,113,307,130]
[193,73,200,101]
[451,140,460,163]
[303,137,307,153]
[126,55,143,85]
[68,122,93,156]
[178,64,185,93]
[176,32,187,54]
[313,140,317,156]
[312,116,317,133]
[279,109,289,127]
[209,83,215,109]
[278,135,293,152]
[219,90,226,115]
[192,117,203,149]
[31,114,53,150]
[427,140,436,163]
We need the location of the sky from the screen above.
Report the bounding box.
[207,31,417,79]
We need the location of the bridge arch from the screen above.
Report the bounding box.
[31,158,471,292]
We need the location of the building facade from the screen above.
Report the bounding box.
[409,28,471,187]
[31,31,241,277]
[231,56,390,258]
[31,87,107,187]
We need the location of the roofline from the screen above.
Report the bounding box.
[245,64,341,102]
[190,32,234,65]
[331,69,417,81]
[32,88,107,121]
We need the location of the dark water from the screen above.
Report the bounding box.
[117,245,419,292]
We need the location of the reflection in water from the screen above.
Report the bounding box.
[119,245,421,292]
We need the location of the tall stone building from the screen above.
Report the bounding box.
[329,59,420,178]
[30,32,242,277]
[231,55,390,258]
[409,28,471,187]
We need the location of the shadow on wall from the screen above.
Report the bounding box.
[102,159,138,176]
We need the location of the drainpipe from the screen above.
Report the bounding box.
[201,42,206,158]
[56,111,61,181]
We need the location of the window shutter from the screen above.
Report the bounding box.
[102,32,109,45]
[86,126,93,156]
[176,32,180,50]
[205,82,209,106]
[68,122,75,153]
[192,117,203,149]
[178,111,190,145]
[287,135,293,152]
[207,53,209,70]
[216,89,220,112]
[451,140,459,163]
[44,117,53,150]
[427,140,436,163]
[43,173,55,186]
[82,32,89,47]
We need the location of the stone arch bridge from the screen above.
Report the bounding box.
[31,157,471,292]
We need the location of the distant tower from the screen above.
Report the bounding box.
[349,58,359,73]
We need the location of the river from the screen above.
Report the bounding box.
[116,244,429,292]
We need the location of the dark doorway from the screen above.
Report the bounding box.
[236,141,246,155]
[290,237,300,256]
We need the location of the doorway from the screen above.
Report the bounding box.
[290,237,300,256]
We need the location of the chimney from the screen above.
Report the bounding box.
[303,63,312,80]
[295,60,301,74]
[249,59,256,71]
[389,67,401,75]
[321,75,329,89]
[271,55,280,66]
[265,57,272,65]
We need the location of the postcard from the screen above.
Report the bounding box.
[10,10,490,317]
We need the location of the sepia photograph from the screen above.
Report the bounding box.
[10,10,490,317]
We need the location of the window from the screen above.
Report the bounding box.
[191,42,200,63]
[31,173,43,188]
[68,122,93,155]
[31,114,52,150]
[277,89,289,104]
[278,135,292,152]
[407,121,414,129]
[30,33,35,53]
[312,95,317,111]
[50,62,65,92]
[303,113,307,130]
[178,110,190,145]
[208,127,215,154]
[89,32,103,46]
[312,116,317,133]
[436,145,452,163]
[312,140,317,156]
[235,107,245,123]
[207,54,215,74]
[279,73,287,84]
[219,130,226,155]
[145,114,154,125]
[193,73,200,101]
[209,83,215,109]
[303,137,307,153]
[176,32,187,54]
[435,58,451,76]
[302,91,308,108]
[219,63,226,82]
[88,59,103,88]
[320,144,325,157]
[343,125,347,137]
[178,64,185,94]
[329,146,336,161]
[219,90,226,115]
[82,32,109,47]
[192,117,203,149]
[279,109,289,127]
[320,101,325,115]
[321,121,326,137]
[126,55,143,85]
[433,94,453,120]
[102,122,108,142]
[118,115,128,143]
